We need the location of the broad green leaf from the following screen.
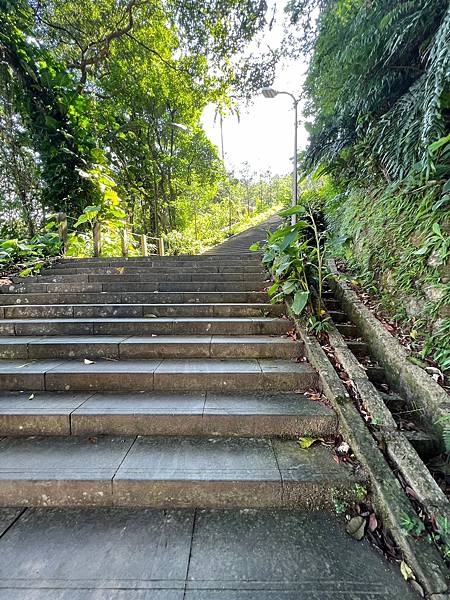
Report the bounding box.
[249,243,260,251]
[432,222,442,236]
[432,194,450,211]
[278,230,298,252]
[429,133,450,154]
[282,279,297,295]
[291,290,309,315]
[279,205,307,217]
[267,282,279,296]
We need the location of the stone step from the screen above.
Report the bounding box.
[2,281,267,294]
[0,358,318,391]
[0,391,336,437]
[324,298,340,310]
[0,291,269,305]
[336,322,358,337]
[56,254,263,262]
[52,258,264,269]
[0,303,284,319]
[13,272,268,284]
[0,317,290,336]
[328,310,347,323]
[365,365,385,384]
[42,265,266,275]
[346,339,369,358]
[0,435,357,508]
[0,335,301,360]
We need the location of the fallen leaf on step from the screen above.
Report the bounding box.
[144,314,157,318]
[84,359,95,365]
[400,561,415,581]
[336,441,350,454]
[306,392,322,401]
[0,278,12,286]
[116,267,124,274]
[368,513,378,532]
[28,393,35,401]
[298,436,323,449]
[425,366,443,383]
[88,437,98,444]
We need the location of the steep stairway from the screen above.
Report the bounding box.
[0,232,359,509]
[0,224,418,599]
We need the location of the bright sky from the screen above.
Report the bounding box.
[201,1,309,177]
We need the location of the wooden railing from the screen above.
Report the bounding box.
[56,213,165,257]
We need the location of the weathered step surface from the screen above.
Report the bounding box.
[1,302,283,319]
[13,272,268,283]
[42,264,266,274]
[0,335,301,360]
[0,317,290,336]
[0,291,269,305]
[0,435,358,508]
[1,281,267,294]
[53,256,264,265]
[0,507,415,599]
[0,358,317,391]
[0,391,335,437]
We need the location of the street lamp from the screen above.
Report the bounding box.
[261,87,300,224]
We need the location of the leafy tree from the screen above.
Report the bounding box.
[0,0,276,240]
[287,0,450,181]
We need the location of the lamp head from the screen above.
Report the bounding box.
[261,87,278,99]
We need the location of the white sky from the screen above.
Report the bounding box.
[201,2,309,177]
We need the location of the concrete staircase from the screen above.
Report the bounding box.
[0,233,358,510]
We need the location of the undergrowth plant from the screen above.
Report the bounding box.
[0,220,61,275]
[251,203,331,332]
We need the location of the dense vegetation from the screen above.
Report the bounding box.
[0,0,282,257]
[2,0,448,369]
[282,0,450,371]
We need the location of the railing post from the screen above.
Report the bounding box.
[93,221,101,257]
[140,234,148,257]
[56,212,68,254]
[157,237,165,256]
[121,229,128,257]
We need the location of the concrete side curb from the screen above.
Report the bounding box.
[327,320,450,528]
[287,305,449,598]
[328,260,449,438]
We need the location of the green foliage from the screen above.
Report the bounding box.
[0,0,275,242]
[288,0,450,181]
[321,170,450,371]
[402,511,450,564]
[255,201,330,329]
[330,488,348,515]
[0,0,106,216]
[286,0,450,370]
[0,225,61,274]
[401,513,426,537]
[74,168,126,228]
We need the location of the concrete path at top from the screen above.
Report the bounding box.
[203,215,282,255]
[0,215,417,598]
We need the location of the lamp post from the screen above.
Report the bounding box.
[261,87,300,224]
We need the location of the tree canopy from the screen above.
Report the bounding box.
[0,0,278,240]
[286,0,450,182]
